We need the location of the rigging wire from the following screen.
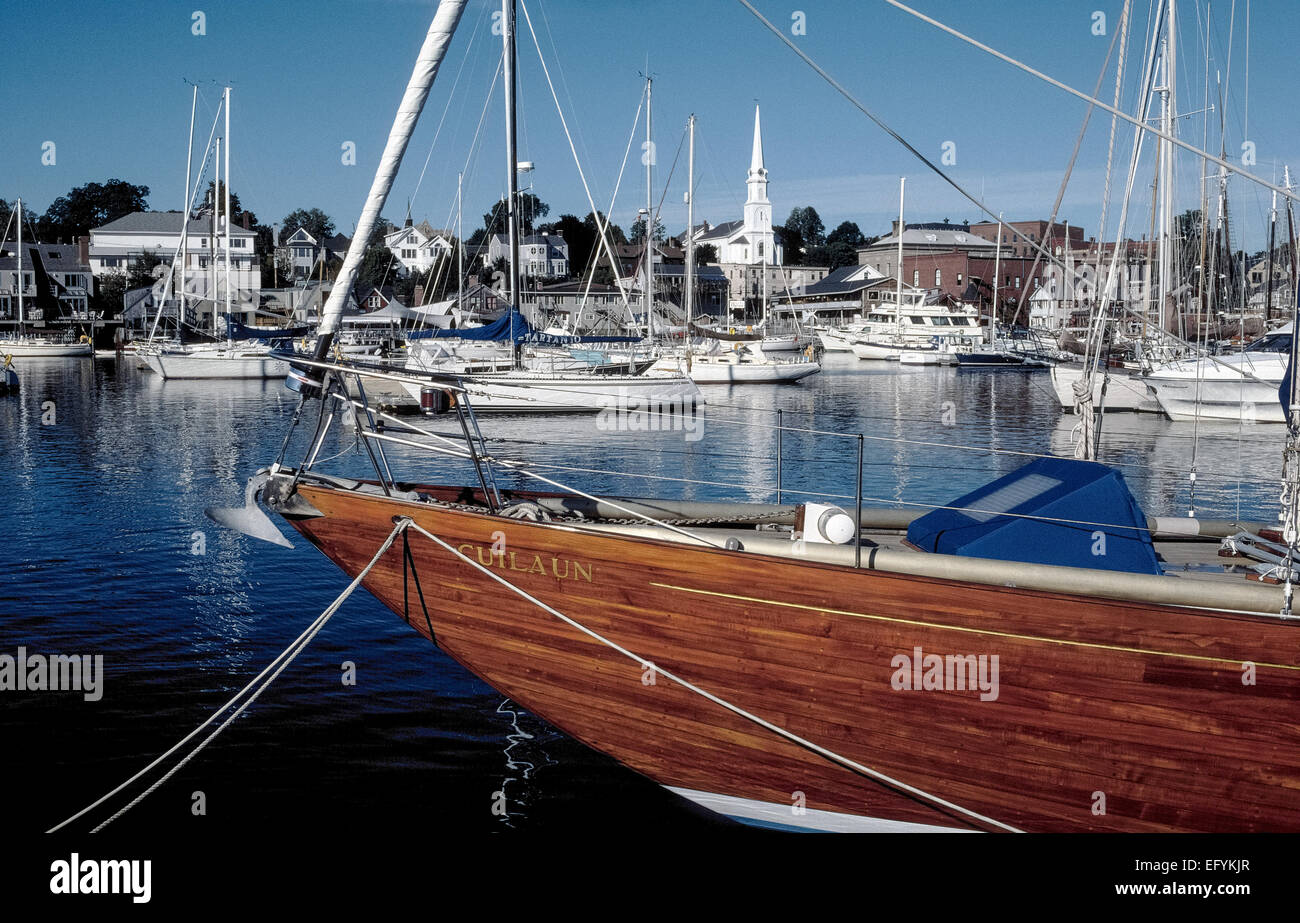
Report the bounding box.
[518,0,635,312]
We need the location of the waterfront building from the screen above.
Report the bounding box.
[89,211,260,295]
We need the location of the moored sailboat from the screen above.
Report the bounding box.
[208,0,1300,834]
[144,88,291,381]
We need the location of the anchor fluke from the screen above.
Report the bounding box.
[205,471,294,548]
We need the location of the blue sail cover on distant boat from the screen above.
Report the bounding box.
[905,457,1161,574]
[226,317,310,341]
[407,308,639,344]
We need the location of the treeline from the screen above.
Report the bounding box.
[3,182,875,315]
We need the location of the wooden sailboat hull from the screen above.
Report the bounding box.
[281,481,1300,832]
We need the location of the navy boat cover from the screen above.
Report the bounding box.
[905,457,1161,574]
[226,317,310,341]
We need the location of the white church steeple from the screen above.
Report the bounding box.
[745,105,769,209]
[743,105,773,263]
[692,105,783,266]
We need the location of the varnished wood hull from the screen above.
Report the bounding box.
[285,482,1300,832]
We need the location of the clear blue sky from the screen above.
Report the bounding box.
[4,0,1298,251]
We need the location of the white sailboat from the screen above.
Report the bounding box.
[1131,8,1283,424]
[672,112,818,384]
[393,26,699,412]
[850,176,974,361]
[1051,363,1161,412]
[672,340,820,382]
[816,325,862,352]
[145,88,289,381]
[1142,325,1290,422]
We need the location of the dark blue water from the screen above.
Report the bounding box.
[2,353,1281,849]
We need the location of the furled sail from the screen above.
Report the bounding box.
[313,0,469,358]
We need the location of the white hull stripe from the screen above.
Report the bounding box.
[666,787,971,833]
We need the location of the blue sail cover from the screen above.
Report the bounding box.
[905,457,1161,574]
[406,308,640,345]
[226,317,310,341]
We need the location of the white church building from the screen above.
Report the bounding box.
[688,107,828,316]
[691,106,784,266]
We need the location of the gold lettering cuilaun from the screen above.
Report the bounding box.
[457,543,592,583]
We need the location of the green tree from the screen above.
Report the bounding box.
[628,215,666,243]
[355,218,398,292]
[482,193,549,237]
[827,220,866,248]
[694,242,718,264]
[778,225,805,265]
[804,243,831,267]
[203,180,254,224]
[279,207,335,244]
[92,271,128,319]
[37,180,151,242]
[824,241,858,270]
[127,250,163,290]
[544,214,590,276]
[0,199,12,238]
[395,265,431,306]
[356,246,395,293]
[582,210,627,250]
[784,206,825,249]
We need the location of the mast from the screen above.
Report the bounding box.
[685,113,695,335]
[180,85,196,327]
[224,86,232,335]
[991,214,1003,341]
[644,76,653,338]
[1196,3,1211,340]
[212,135,220,338]
[895,177,905,342]
[311,0,469,363]
[1286,167,1297,308]
[16,198,22,327]
[1266,188,1278,320]
[457,170,464,315]
[503,0,520,321]
[1156,0,1176,333]
[1283,165,1300,616]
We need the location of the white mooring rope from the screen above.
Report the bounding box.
[49,508,1023,834]
[47,520,410,835]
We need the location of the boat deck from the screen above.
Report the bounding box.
[599,523,1264,589]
